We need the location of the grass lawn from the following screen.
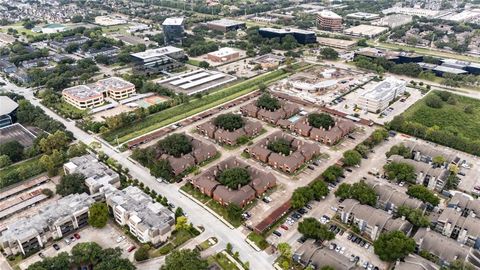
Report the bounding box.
[196,237,217,251]
[181,183,212,204]
[102,68,297,144]
[371,41,480,63]
[402,91,480,142]
[206,200,244,228]
[149,227,200,257]
[187,59,201,66]
[247,232,269,250]
[208,253,240,270]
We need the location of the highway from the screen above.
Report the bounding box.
[0,76,276,270]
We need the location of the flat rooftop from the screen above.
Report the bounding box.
[360,78,404,101]
[162,17,184,26]
[155,69,236,96]
[63,77,133,100]
[317,37,357,47]
[318,10,342,19]
[131,46,184,60]
[207,19,245,27]
[208,47,238,57]
[260,27,315,35]
[344,24,388,36]
[0,123,36,147]
[346,12,380,19]
[0,96,18,116]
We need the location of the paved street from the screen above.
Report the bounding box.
[0,76,276,270]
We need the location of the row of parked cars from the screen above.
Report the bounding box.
[347,233,370,249]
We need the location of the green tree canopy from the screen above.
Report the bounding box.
[291,186,315,209]
[334,181,377,206]
[298,218,335,241]
[321,165,343,183]
[56,173,87,196]
[374,231,415,262]
[342,150,362,166]
[134,244,150,262]
[319,47,339,60]
[256,93,281,111]
[213,113,245,131]
[158,134,192,157]
[218,167,251,189]
[308,113,334,129]
[383,162,416,183]
[0,141,24,162]
[267,138,292,156]
[88,202,109,228]
[397,206,430,228]
[161,249,208,270]
[311,180,329,200]
[407,185,440,206]
[386,144,412,158]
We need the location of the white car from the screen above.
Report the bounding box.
[364,243,370,249]
[340,247,346,254]
[116,236,126,243]
[64,238,70,245]
[335,246,341,252]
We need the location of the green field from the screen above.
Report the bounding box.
[102,68,296,145]
[392,91,480,156]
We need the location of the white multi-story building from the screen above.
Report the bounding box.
[106,186,175,245]
[357,77,406,113]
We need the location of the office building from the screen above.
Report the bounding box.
[162,17,184,45]
[206,47,240,62]
[0,193,94,256]
[206,19,246,32]
[317,10,343,31]
[62,77,136,109]
[105,186,175,245]
[0,96,18,128]
[130,46,186,75]
[259,28,316,45]
[346,12,380,21]
[344,24,388,38]
[64,154,120,196]
[357,77,406,113]
[376,14,413,29]
[317,37,357,50]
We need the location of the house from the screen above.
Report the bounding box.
[448,193,480,218]
[242,100,299,125]
[339,199,413,240]
[197,118,262,146]
[309,119,356,145]
[165,154,196,176]
[239,103,259,118]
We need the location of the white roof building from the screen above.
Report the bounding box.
[357,77,406,113]
[162,17,184,26]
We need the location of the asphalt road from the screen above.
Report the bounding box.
[1,77,276,270]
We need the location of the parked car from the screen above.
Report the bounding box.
[280,224,289,230]
[308,165,315,170]
[305,204,312,210]
[74,233,81,239]
[39,253,45,258]
[116,236,126,243]
[297,236,307,243]
[127,246,136,252]
[70,236,76,242]
[272,230,282,237]
[53,243,60,251]
[64,238,71,245]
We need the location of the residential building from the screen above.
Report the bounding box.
[190,157,276,207]
[49,35,90,51]
[162,17,184,45]
[206,19,246,32]
[105,186,175,245]
[0,59,17,74]
[289,116,355,145]
[0,96,18,128]
[197,118,262,146]
[294,239,358,269]
[448,193,480,218]
[0,193,94,256]
[258,28,316,45]
[403,141,457,164]
[62,77,136,109]
[339,199,413,240]
[206,47,240,62]
[240,100,299,125]
[394,254,440,270]
[432,207,480,248]
[367,180,426,214]
[84,46,119,59]
[389,155,449,191]
[130,46,186,75]
[95,16,127,26]
[357,77,406,113]
[64,154,120,195]
[317,10,343,31]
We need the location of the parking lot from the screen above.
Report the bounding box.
[18,224,135,270]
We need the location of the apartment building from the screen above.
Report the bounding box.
[339,199,413,240]
[367,180,426,214]
[62,77,136,109]
[357,77,406,113]
[105,186,175,245]
[64,154,120,195]
[0,193,94,256]
[433,207,480,248]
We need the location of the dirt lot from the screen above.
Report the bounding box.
[18,223,135,270]
[216,57,263,78]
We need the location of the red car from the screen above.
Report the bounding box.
[73,233,81,239]
[280,224,289,230]
[127,246,136,252]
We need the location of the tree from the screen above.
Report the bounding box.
[319,47,338,60]
[56,173,87,196]
[267,138,292,156]
[0,155,11,168]
[134,245,150,261]
[71,242,104,265]
[175,207,184,219]
[334,181,377,206]
[374,231,415,262]
[311,180,329,200]
[150,159,174,181]
[386,144,411,158]
[355,144,370,158]
[432,155,446,166]
[321,165,343,183]
[291,186,315,209]
[88,202,109,228]
[176,216,190,230]
[342,150,362,166]
[298,218,335,241]
[397,206,430,228]
[42,188,54,197]
[158,134,192,157]
[425,94,443,109]
[218,168,251,189]
[27,252,71,270]
[0,141,24,162]
[256,93,280,111]
[370,129,389,144]
[161,249,208,270]
[38,130,70,154]
[357,39,368,47]
[227,203,243,222]
[407,185,440,206]
[198,61,210,69]
[383,162,416,183]
[277,242,292,258]
[213,113,244,131]
[308,113,334,129]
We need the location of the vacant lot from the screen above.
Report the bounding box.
[391,91,480,155]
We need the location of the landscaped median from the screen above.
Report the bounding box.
[102,65,311,145]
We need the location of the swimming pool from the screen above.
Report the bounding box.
[288,115,301,123]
